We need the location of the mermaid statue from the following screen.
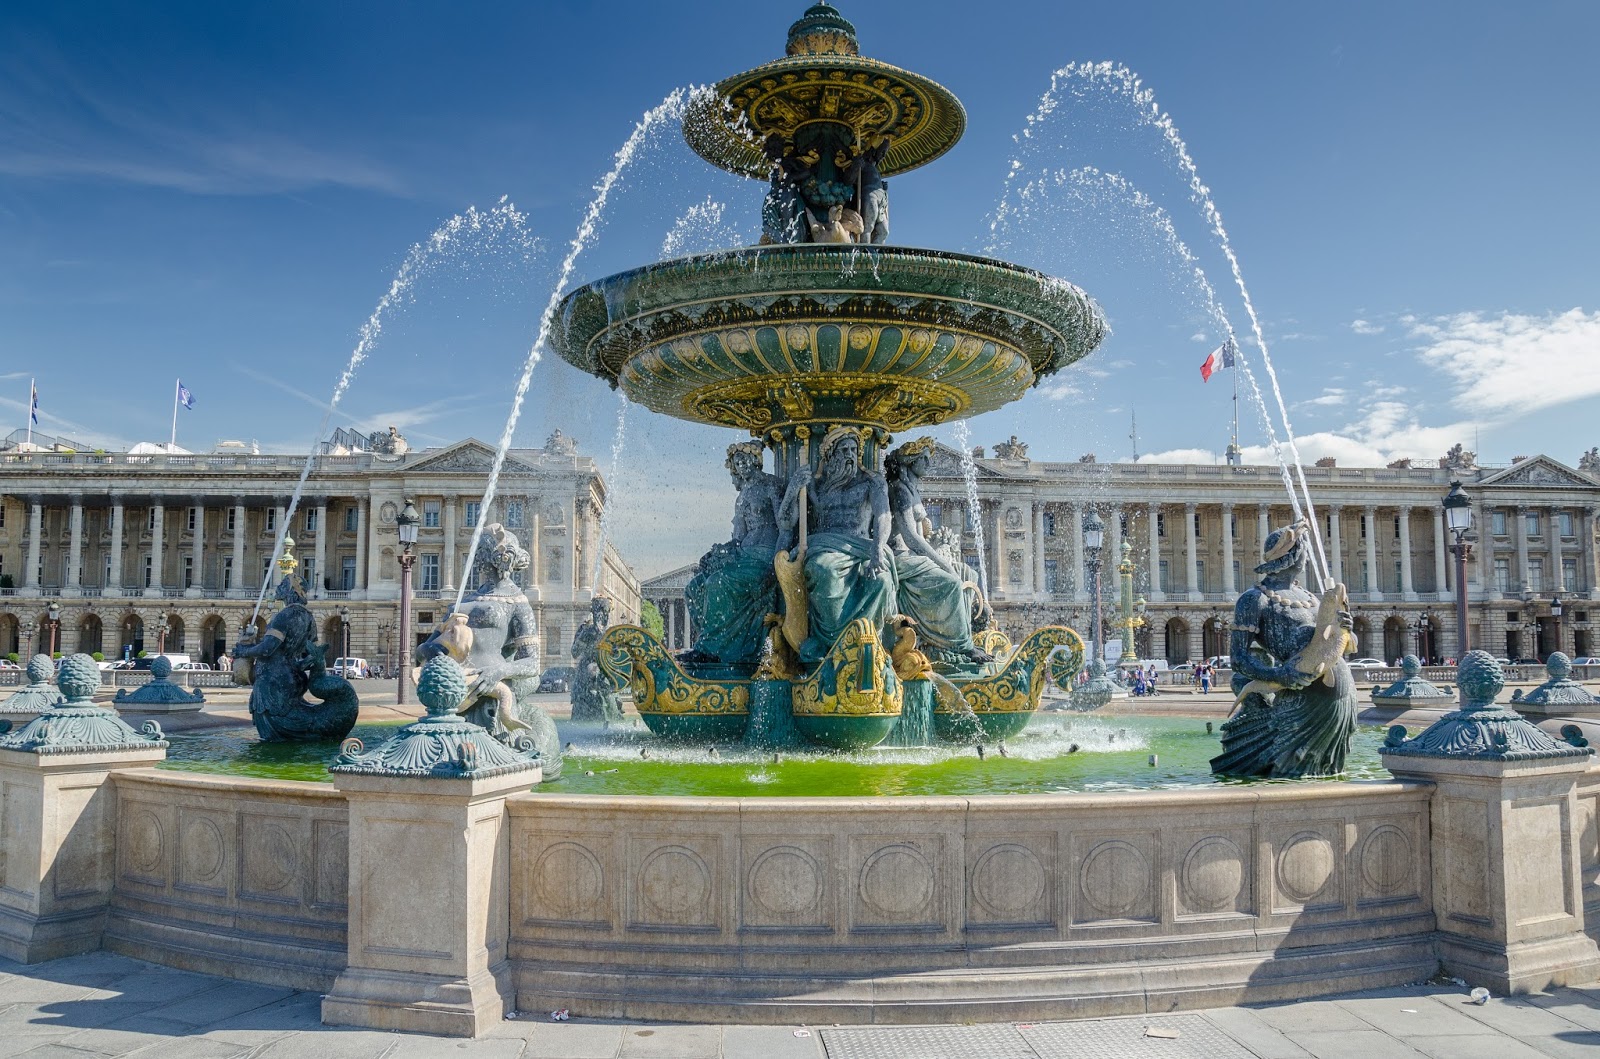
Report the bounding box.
[1211,520,1357,778]
[414,522,560,777]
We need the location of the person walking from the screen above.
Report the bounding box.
[1199,662,1213,695]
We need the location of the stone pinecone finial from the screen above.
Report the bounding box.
[26,654,54,685]
[57,653,101,702]
[417,655,469,718]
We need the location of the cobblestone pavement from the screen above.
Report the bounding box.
[1,951,1597,1058]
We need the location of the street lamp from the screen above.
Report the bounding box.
[1442,481,1474,659]
[46,601,61,656]
[1114,540,1146,667]
[338,605,351,673]
[396,498,420,705]
[377,619,393,679]
[1083,508,1105,664]
[1409,613,1435,663]
[21,618,36,657]
[155,613,169,656]
[1551,592,1565,658]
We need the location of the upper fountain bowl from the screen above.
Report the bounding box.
[549,243,1108,433]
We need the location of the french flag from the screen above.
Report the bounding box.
[1199,337,1236,382]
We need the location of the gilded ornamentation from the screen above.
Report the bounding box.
[598,625,751,717]
[937,627,1084,717]
[974,629,1014,659]
[794,618,904,717]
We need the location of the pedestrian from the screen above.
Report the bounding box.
[1200,663,1212,695]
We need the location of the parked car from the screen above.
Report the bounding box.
[1510,657,1542,666]
[128,653,194,671]
[1569,657,1600,666]
[172,661,212,672]
[0,659,20,670]
[537,666,575,693]
[1345,658,1388,669]
[332,657,372,679]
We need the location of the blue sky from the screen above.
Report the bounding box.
[2,1,1597,574]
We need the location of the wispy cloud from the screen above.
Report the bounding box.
[1350,319,1385,335]
[1410,308,1600,419]
[1294,388,1348,409]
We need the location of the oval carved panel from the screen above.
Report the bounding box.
[1277,832,1336,905]
[532,842,604,921]
[247,822,298,893]
[1360,825,1411,895]
[638,845,711,921]
[746,846,822,918]
[125,808,165,877]
[1181,837,1245,913]
[179,816,225,884]
[970,844,1045,918]
[859,844,935,918]
[1079,840,1148,918]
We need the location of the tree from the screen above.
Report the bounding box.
[639,599,665,642]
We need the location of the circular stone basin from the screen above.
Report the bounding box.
[549,244,1107,432]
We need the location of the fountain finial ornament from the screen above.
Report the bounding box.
[0,654,167,753]
[333,656,539,779]
[1371,653,1454,705]
[1510,652,1600,709]
[0,654,67,716]
[114,653,206,708]
[1383,651,1591,760]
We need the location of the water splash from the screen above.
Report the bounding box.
[1006,63,1332,585]
[250,199,536,623]
[458,88,699,608]
[951,419,989,597]
[659,196,740,257]
[590,392,630,595]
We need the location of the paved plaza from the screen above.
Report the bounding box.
[1,950,1597,1059]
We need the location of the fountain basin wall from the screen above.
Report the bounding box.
[506,784,1445,1022]
[101,771,350,991]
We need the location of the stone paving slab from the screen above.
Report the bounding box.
[1,952,1598,1058]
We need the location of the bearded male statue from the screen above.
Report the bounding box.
[682,441,785,667]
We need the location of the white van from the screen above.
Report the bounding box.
[333,657,372,679]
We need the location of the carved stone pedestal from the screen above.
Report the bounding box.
[1382,651,1600,993]
[321,769,537,1036]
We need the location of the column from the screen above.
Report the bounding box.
[1184,503,1200,601]
[1433,507,1449,596]
[1146,503,1164,602]
[1328,505,1345,587]
[1477,501,1496,599]
[146,503,165,596]
[1548,506,1564,593]
[1032,502,1046,599]
[1515,505,1531,593]
[65,495,84,596]
[442,496,458,594]
[353,498,369,597]
[108,495,124,592]
[1399,506,1416,601]
[23,498,42,592]
[1107,503,1123,577]
[1070,503,1086,602]
[665,598,676,648]
[187,499,205,598]
[230,498,247,599]
[1221,502,1236,596]
[313,499,328,600]
[1585,507,1598,600]
[527,507,542,600]
[1257,504,1271,556]
[1364,506,1382,602]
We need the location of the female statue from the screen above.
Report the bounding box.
[1211,521,1357,778]
[570,596,622,724]
[884,437,992,667]
[682,441,785,667]
[415,523,560,776]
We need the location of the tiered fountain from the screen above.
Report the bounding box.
[553,1,1103,750]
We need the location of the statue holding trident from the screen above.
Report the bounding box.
[1212,520,1357,778]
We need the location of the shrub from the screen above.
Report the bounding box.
[639,599,665,641]
[91,651,104,662]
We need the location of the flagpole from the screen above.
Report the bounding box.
[26,377,33,447]
[170,378,180,453]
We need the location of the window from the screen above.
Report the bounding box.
[0,502,5,528]
[1157,512,1166,537]
[505,500,525,528]
[1529,558,1544,593]
[341,557,357,591]
[1158,559,1170,593]
[1393,516,1401,538]
[465,501,481,528]
[545,624,562,657]
[1044,558,1059,593]
[344,506,359,532]
[1562,558,1577,591]
[305,508,318,533]
[147,508,157,531]
[143,556,153,588]
[1232,513,1239,537]
[1494,559,1510,593]
[1195,560,1205,591]
[1360,561,1370,593]
[1526,511,1540,538]
[183,556,194,589]
[265,509,277,533]
[1193,512,1201,537]
[962,552,978,574]
[262,557,273,583]
[1232,560,1241,588]
[1359,514,1368,539]
[188,507,198,531]
[103,553,112,587]
[1561,511,1575,537]
[423,501,441,528]
[1042,510,1055,537]
[226,508,237,532]
[420,554,440,592]
[1394,560,1403,594]
[1492,510,1508,535]
[302,558,316,592]
[223,557,234,591]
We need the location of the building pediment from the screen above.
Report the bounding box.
[1478,455,1597,490]
[404,440,538,476]
[924,443,1007,480]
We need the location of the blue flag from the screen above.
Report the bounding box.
[29,384,38,424]
[1221,337,1237,368]
[177,381,194,409]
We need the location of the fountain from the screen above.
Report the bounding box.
[552,2,1097,750]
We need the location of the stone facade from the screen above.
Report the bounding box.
[0,435,641,671]
[914,446,1600,665]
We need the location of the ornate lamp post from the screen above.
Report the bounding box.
[396,498,419,705]
[1409,612,1435,663]
[1442,481,1474,659]
[338,605,351,672]
[155,613,169,657]
[21,618,36,657]
[1114,540,1146,666]
[46,600,61,656]
[1082,508,1105,664]
[1550,592,1564,658]
[377,620,393,679]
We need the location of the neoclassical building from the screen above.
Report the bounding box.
[644,440,1600,666]
[0,430,641,670]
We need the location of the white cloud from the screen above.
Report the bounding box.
[1409,308,1600,418]
[1039,379,1082,401]
[1189,332,1207,343]
[1296,388,1348,409]
[1350,319,1385,335]
[1138,447,1221,464]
